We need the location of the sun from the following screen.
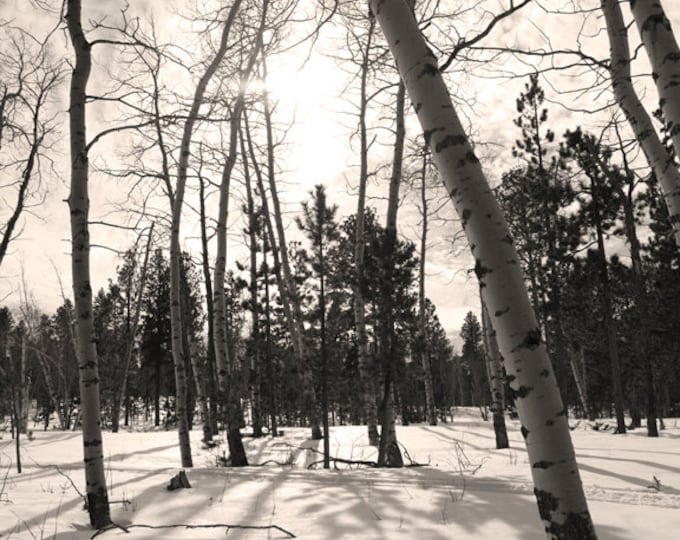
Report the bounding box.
[263,55,352,191]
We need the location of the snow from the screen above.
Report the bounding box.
[1,410,678,539]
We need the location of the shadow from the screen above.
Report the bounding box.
[578,463,680,495]
[577,452,680,476]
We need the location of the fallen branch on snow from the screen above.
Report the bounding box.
[91,522,296,538]
[278,443,429,469]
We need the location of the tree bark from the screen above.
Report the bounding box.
[370,1,597,536]
[603,0,680,245]
[65,0,111,527]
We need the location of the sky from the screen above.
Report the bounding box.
[1,0,680,350]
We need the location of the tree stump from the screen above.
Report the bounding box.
[167,470,191,491]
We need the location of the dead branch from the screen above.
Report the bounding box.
[279,443,428,469]
[439,0,532,72]
[91,522,296,539]
[25,455,85,501]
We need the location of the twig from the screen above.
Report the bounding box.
[25,455,85,501]
[91,522,296,538]
[397,441,430,467]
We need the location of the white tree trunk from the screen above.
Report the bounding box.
[65,0,111,527]
[370,1,596,536]
[602,0,680,245]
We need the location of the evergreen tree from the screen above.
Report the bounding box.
[296,184,339,468]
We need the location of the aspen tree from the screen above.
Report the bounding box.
[170,0,243,468]
[65,0,111,527]
[369,1,597,537]
[602,0,680,245]
[212,1,266,465]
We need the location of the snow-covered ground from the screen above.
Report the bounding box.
[1,410,678,539]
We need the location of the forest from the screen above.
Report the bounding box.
[1,1,680,539]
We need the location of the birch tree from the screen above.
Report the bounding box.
[369,1,596,536]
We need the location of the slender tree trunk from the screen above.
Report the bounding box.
[320,232,330,469]
[112,225,153,434]
[19,334,28,433]
[11,384,21,473]
[37,352,66,429]
[170,0,244,469]
[263,248,278,437]
[241,123,263,438]
[370,1,597,536]
[213,102,248,466]
[481,294,509,449]
[377,77,406,468]
[418,148,437,426]
[615,141,658,437]
[260,63,321,439]
[352,14,380,447]
[154,360,161,427]
[566,340,590,420]
[590,174,627,435]
[243,112,296,348]
[602,0,680,245]
[65,0,111,526]
[198,175,218,438]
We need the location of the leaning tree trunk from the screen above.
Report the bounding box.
[353,14,380,446]
[630,0,680,158]
[418,147,437,426]
[481,294,509,449]
[65,0,111,527]
[170,0,244,469]
[370,1,597,537]
[603,0,680,245]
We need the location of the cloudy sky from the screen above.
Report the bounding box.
[1,0,679,349]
